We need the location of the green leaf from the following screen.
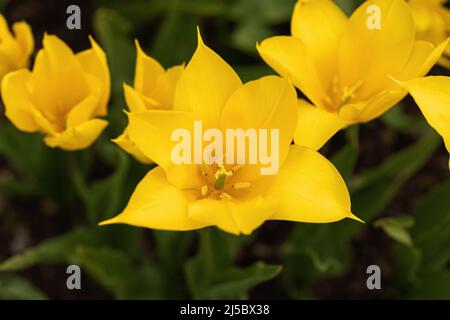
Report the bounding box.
[205,263,281,299]
[93,8,134,99]
[0,228,102,272]
[75,246,163,299]
[411,271,450,299]
[87,151,130,224]
[374,216,414,247]
[350,130,440,221]
[150,0,197,67]
[333,0,363,16]
[235,64,275,83]
[412,181,450,270]
[231,21,273,55]
[283,131,439,298]
[331,125,359,181]
[380,103,426,134]
[0,274,47,300]
[228,0,295,24]
[185,229,277,299]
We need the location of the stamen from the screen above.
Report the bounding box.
[214,164,233,190]
[231,164,244,174]
[201,185,209,196]
[219,192,232,200]
[232,182,251,190]
[339,80,363,109]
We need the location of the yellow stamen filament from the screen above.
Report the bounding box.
[219,192,232,200]
[232,182,251,190]
[339,80,364,108]
[201,185,209,196]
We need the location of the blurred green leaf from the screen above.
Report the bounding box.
[85,151,130,224]
[412,181,450,270]
[350,130,440,221]
[228,0,295,55]
[392,181,450,298]
[151,0,197,66]
[411,271,450,299]
[333,0,363,16]
[228,0,294,24]
[331,125,359,181]
[0,228,102,272]
[0,274,47,300]
[75,246,163,299]
[185,229,279,299]
[93,8,134,99]
[153,231,194,298]
[231,21,273,54]
[380,104,426,134]
[374,216,414,247]
[235,64,275,82]
[283,130,440,298]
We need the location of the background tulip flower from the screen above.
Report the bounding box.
[257,0,450,168]
[2,34,110,150]
[0,15,33,82]
[408,0,450,68]
[100,30,360,235]
[113,41,184,164]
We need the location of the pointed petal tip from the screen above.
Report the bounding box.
[348,213,364,223]
[196,26,204,47]
[98,217,118,226]
[134,39,144,54]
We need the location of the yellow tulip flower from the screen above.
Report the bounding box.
[0,15,33,82]
[408,0,450,68]
[2,34,110,150]
[113,41,184,164]
[257,0,450,167]
[100,30,360,235]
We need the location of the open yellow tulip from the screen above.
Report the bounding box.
[408,0,450,68]
[0,15,33,82]
[257,0,450,168]
[113,40,184,164]
[2,34,110,150]
[100,30,360,235]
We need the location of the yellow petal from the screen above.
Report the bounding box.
[418,37,450,76]
[220,75,298,179]
[127,110,205,188]
[112,128,153,164]
[44,119,108,151]
[257,36,327,110]
[1,69,39,132]
[133,39,165,96]
[76,36,110,116]
[12,21,34,64]
[266,145,357,223]
[399,76,450,169]
[150,63,184,109]
[338,0,416,99]
[174,28,242,127]
[123,83,147,113]
[65,79,103,128]
[188,196,276,235]
[100,166,207,231]
[294,99,349,150]
[38,35,90,117]
[291,0,347,89]
[339,89,407,123]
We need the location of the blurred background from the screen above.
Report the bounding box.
[0,0,449,299]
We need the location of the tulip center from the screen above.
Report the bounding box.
[200,163,250,200]
[326,76,364,111]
